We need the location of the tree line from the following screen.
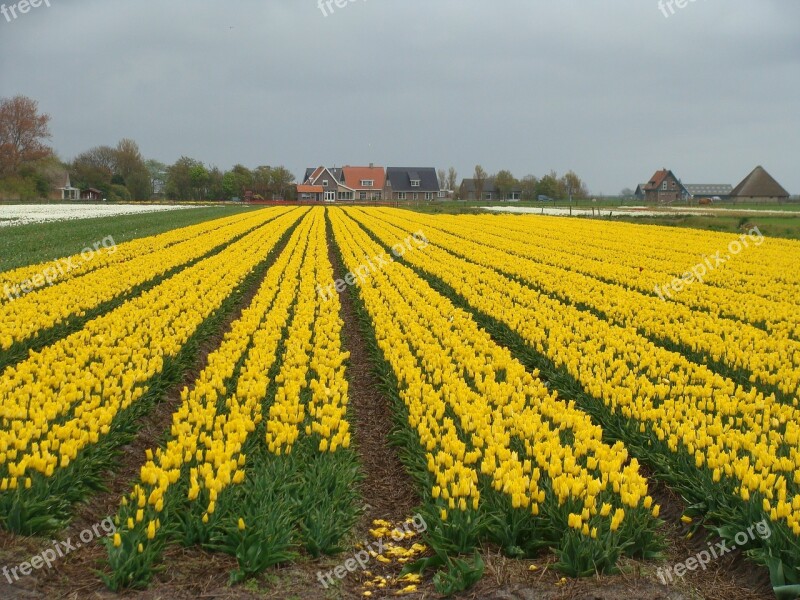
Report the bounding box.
[0,95,296,201]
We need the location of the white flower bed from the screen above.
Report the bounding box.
[0,204,203,227]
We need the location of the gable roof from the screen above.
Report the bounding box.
[304,167,343,185]
[341,166,386,190]
[731,166,789,198]
[644,169,680,190]
[385,167,439,192]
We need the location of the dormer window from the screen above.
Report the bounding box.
[361,180,374,188]
[411,180,421,187]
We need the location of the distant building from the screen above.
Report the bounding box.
[342,165,386,201]
[58,174,80,201]
[643,169,686,204]
[634,184,648,201]
[296,184,324,202]
[298,165,440,201]
[299,166,345,202]
[730,166,789,203]
[385,167,440,201]
[459,178,523,201]
[81,188,103,201]
[683,184,733,201]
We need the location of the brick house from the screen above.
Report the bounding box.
[643,169,687,204]
[342,165,386,201]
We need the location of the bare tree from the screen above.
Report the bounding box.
[521,175,538,200]
[561,170,589,199]
[437,169,447,191]
[474,165,487,201]
[0,95,52,176]
[446,167,458,193]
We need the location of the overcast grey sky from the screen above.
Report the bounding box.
[1,0,798,194]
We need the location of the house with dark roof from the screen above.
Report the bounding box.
[459,178,523,201]
[385,168,440,201]
[299,166,348,201]
[643,169,687,204]
[730,166,789,203]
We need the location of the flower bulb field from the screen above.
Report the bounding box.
[1,205,799,600]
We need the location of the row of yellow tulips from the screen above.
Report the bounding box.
[0,209,267,300]
[346,209,800,539]
[365,209,800,398]
[421,211,800,339]
[330,208,658,545]
[0,208,290,351]
[121,209,318,546]
[108,207,354,586]
[0,208,307,493]
[480,213,800,305]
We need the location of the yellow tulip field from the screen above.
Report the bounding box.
[1,206,798,596]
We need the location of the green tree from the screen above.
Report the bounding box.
[145,159,167,197]
[536,171,561,199]
[207,166,225,201]
[269,166,295,200]
[189,164,210,200]
[494,169,518,201]
[165,156,203,201]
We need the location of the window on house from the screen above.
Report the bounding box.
[411,180,420,187]
[425,192,435,201]
[661,182,668,191]
[361,180,374,187]
[360,192,367,200]
[323,179,329,186]
[397,192,406,200]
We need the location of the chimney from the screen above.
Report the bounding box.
[369,162,374,168]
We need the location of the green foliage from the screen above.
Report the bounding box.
[297,450,362,557]
[554,530,621,577]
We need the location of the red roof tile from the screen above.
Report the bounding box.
[342,166,386,190]
[297,184,324,193]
